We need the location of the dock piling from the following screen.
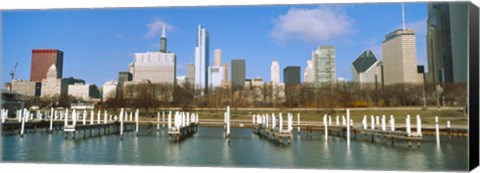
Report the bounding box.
[435,116,440,146]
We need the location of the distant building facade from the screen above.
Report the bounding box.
[12,80,41,97]
[130,52,176,84]
[118,72,132,89]
[187,64,195,85]
[382,29,423,85]
[208,66,224,88]
[41,64,84,98]
[30,49,63,82]
[426,2,468,83]
[102,80,118,101]
[351,49,383,85]
[283,66,301,85]
[213,49,222,66]
[231,59,246,91]
[68,83,99,101]
[271,60,280,84]
[304,60,314,83]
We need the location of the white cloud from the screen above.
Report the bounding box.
[144,18,173,39]
[270,6,355,43]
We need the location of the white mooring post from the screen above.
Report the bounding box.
[362,115,367,129]
[135,109,139,136]
[336,115,339,126]
[97,111,101,124]
[187,112,190,125]
[447,120,451,129]
[371,115,375,130]
[406,114,411,134]
[82,110,86,125]
[328,115,332,126]
[390,115,395,131]
[288,114,293,132]
[416,115,422,134]
[323,114,328,142]
[162,111,165,128]
[129,112,133,122]
[279,114,283,132]
[120,108,124,139]
[90,110,94,125]
[64,109,69,127]
[297,113,300,133]
[252,114,255,125]
[72,110,77,126]
[226,106,230,138]
[346,109,351,146]
[376,116,380,126]
[110,114,112,121]
[272,114,276,130]
[381,115,386,131]
[104,110,107,124]
[342,115,346,126]
[435,116,440,146]
[49,108,54,133]
[196,113,199,124]
[167,111,172,129]
[157,112,160,131]
[20,111,26,137]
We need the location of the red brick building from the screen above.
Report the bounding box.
[30,49,63,82]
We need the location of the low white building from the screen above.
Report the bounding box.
[208,66,224,88]
[68,83,99,101]
[102,80,118,101]
[130,51,176,84]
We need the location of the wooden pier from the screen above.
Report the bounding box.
[168,123,198,141]
[352,127,423,147]
[63,121,124,140]
[253,125,293,144]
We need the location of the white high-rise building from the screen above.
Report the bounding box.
[304,60,314,83]
[195,25,209,95]
[271,60,280,84]
[305,46,336,87]
[213,49,222,66]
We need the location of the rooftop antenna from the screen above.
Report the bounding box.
[162,23,166,38]
[402,1,406,33]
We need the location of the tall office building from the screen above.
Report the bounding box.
[187,64,195,85]
[351,49,383,84]
[310,46,336,87]
[283,66,301,85]
[160,24,167,53]
[130,26,176,85]
[30,49,63,82]
[382,29,423,85]
[231,59,246,91]
[213,49,222,66]
[222,63,229,85]
[304,60,314,83]
[195,25,209,95]
[426,2,468,83]
[271,60,280,84]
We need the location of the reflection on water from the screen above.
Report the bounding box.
[1,127,469,171]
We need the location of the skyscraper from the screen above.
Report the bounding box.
[351,49,383,85]
[231,59,246,91]
[382,29,423,85]
[283,66,301,85]
[222,63,229,86]
[195,25,209,95]
[426,2,468,84]
[130,25,176,85]
[213,49,222,66]
[187,64,195,85]
[304,60,314,83]
[30,49,63,82]
[271,60,280,84]
[208,66,224,88]
[310,46,336,87]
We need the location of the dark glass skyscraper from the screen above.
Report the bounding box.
[283,66,301,85]
[231,59,245,91]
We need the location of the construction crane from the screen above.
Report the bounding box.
[8,62,18,91]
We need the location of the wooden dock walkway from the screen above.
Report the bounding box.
[167,123,198,141]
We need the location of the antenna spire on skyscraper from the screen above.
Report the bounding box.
[402,2,406,33]
[162,24,166,38]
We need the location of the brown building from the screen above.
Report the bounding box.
[30,49,64,82]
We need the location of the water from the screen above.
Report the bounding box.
[1,127,469,171]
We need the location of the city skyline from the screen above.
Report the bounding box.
[2,3,428,87]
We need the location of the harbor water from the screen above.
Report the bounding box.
[1,127,469,171]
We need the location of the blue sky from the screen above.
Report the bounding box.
[1,3,428,86]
